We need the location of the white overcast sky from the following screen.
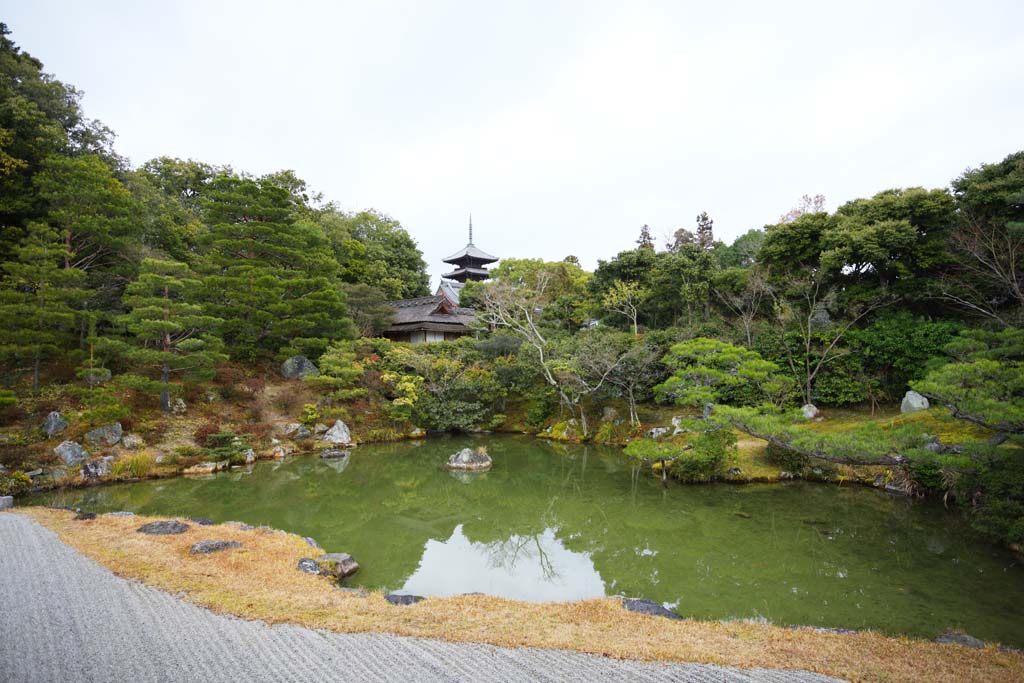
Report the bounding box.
[6,1,1024,286]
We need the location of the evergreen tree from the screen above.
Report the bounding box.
[111,258,226,411]
[0,224,86,390]
[636,224,655,249]
[199,175,354,361]
[695,212,715,250]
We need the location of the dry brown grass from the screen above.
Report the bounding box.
[19,507,1023,683]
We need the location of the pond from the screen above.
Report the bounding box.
[27,434,1024,647]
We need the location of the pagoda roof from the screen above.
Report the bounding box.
[442,266,492,280]
[442,243,499,264]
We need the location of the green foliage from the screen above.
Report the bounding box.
[623,438,678,461]
[764,443,809,473]
[307,341,365,401]
[0,223,87,389]
[672,429,735,482]
[0,470,31,496]
[381,340,504,432]
[300,403,320,427]
[106,258,226,410]
[956,451,1024,546]
[76,388,129,426]
[198,175,355,361]
[525,389,558,429]
[654,338,793,408]
[913,328,1024,434]
[0,389,16,408]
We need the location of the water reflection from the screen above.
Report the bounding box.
[322,454,350,474]
[397,524,605,601]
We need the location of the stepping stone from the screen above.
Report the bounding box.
[190,540,242,555]
[137,520,190,535]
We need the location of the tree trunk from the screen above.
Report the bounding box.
[160,363,171,413]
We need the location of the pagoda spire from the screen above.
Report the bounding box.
[468,213,473,244]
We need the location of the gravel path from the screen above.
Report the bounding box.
[0,512,846,683]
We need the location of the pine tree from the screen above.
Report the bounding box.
[636,224,655,249]
[199,175,354,361]
[113,258,226,411]
[0,224,87,390]
[696,212,715,250]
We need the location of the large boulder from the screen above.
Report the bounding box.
[171,398,188,415]
[279,423,312,440]
[84,422,123,448]
[281,355,319,379]
[801,404,820,420]
[322,420,353,446]
[316,552,359,579]
[647,426,670,439]
[447,447,492,471]
[901,390,930,414]
[81,456,114,480]
[54,441,88,466]
[42,411,68,437]
[121,434,144,450]
[671,416,688,435]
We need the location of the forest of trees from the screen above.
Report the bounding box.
[1,24,1022,547]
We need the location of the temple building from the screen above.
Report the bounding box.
[382,216,497,344]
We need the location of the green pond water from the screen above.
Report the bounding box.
[27,434,1024,646]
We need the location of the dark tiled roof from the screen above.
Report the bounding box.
[384,295,476,331]
[441,266,491,280]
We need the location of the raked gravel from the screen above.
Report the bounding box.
[0,511,846,683]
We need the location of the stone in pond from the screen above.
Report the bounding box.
[281,355,319,379]
[43,411,68,437]
[0,496,13,511]
[316,553,359,579]
[54,441,88,466]
[297,558,321,575]
[901,390,930,414]
[384,593,424,606]
[935,629,985,648]
[190,540,242,555]
[446,447,492,471]
[622,598,682,620]
[137,520,190,535]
